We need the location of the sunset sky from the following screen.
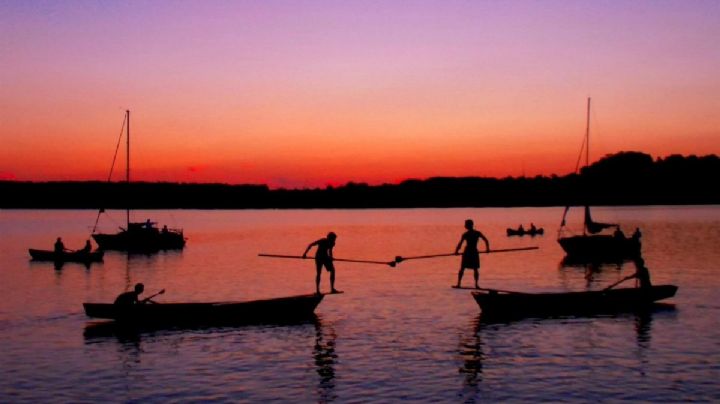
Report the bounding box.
[2,1,719,188]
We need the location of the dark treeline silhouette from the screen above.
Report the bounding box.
[2,152,719,209]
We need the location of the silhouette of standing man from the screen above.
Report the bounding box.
[454,219,489,289]
[303,232,339,295]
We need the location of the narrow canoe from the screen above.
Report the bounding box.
[29,249,104,263]
[506,228,544,236]
[83,293,324,325]
[472,285,678,319]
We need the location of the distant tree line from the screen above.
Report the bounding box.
[1,152,718,209]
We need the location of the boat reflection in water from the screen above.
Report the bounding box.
[457,315,484,402]
[457,305,677,402]
[84,315,338,403]
[313,317,338,403]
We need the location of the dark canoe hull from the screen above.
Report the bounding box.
[83,294,324,325]
[472,285,678,319]
[93,228,185,252]
[558,234,641,261]
[29,249,104,263]
[507,228,544,236]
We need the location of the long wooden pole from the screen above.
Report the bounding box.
[258,253,397,267]
[394,246,539,263]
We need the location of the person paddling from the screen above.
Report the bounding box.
[114,283,151,305]
[621,257,652,289]
[454,219,490,289]
[79,240,92,253]
[303,232,339,295]
[54,237,69,254]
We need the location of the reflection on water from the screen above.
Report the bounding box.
[458,315,484,402]
[83,315,339,402]
[313,316,338,403]
[558,259,627,289]
[2,207,719,401]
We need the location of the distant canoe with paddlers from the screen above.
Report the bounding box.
[29,248,104,263]
[506,227,544,237]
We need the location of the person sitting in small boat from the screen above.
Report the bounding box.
[613,227,625,240]
[632,227,642,241]
[626,257,652,289]
[530,223,537,233]
[114,283,147,305]
[161,225,168,234]
[144,219,156,229]
[79,240,92,253]
[517,224,525,233]
[54,237,68,254]
[633,257,652,288]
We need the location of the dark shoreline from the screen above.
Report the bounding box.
[2,152,719,209]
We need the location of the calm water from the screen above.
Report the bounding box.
[1,207,719,402]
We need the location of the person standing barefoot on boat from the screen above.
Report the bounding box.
[303,232,339,295]
[454,220,489,289]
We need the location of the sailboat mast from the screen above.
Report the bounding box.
[126,110,130,228]
[585,97,591,168]
[583,98,591,236]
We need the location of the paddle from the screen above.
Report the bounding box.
[258,253,397,267]
[141,289,165,304]
[603,276,634,291]
[394,246,539,263]
[451,285,526,294]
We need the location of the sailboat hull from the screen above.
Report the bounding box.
[93,225,185,252]
[558,234,640,261]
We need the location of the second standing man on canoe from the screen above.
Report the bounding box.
[303,232,339,295]
[454,219,490,289]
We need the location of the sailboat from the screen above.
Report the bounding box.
[91,110,186,252]
[557,98,641,261]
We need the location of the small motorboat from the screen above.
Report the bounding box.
[472,285,678,319]
[29,248,104,263]
[83,293,324,325]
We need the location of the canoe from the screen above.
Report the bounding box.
[472,285,678,319]
[83,293,324,325]
[506,228,544,236]
[29,248,104,263]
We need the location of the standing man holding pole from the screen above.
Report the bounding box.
[454,219,490,289]
[303,232,339,295]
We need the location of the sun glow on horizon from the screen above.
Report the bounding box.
[2,2,719,188]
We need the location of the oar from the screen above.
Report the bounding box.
[603,276,633,291]
[395,246,539,263]
[141,289,165,303]
[258,253,397,267]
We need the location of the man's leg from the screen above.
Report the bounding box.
[456,267,465,287]
[315,261,322,294]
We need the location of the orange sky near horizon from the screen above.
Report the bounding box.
[2,2,719,188]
